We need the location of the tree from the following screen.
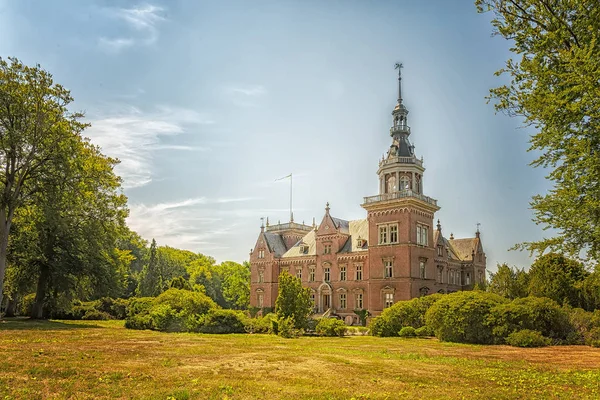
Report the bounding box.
[488,263,529,299]
[476,1,600,262]
[528,253,588,307]
[216,261,250,309]
[274,271,313,330]
[137,239,162,297]
[0,57,87,307]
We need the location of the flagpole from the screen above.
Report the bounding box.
[290,173,293,222]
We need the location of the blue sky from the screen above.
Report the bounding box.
[0,0,551,271]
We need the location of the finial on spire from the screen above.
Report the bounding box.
[260,217,265,231]
[395,62,403,103]
[312,217,316,228]
[325,202,330,215]
[450,232,454,240]
[476,222,481,238]
[266,217,270,227]
[290,211,294,223]
[437,219,441,231]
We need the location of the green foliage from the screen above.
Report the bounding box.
[354,309,371,327]
[505,330,551,348]
[370,294,442,337]
[415,325,434,337]
[276,316,303,338]
[487,263,529,299]
[488,296,573,342]
[199,309,247,334]
[476,0,600,262]
[315,318,346,337]
[528,253,588,307]
[244,313,277,334]
[275,271,313,330]
[425,291,508,344]
[169,276,192,291]
[398,326,417,338]
[154,288,217,317]
[215,261,250,310]
[82,310,112,321]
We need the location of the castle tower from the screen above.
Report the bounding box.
[361,63,440,303]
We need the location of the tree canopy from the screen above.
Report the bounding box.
[476,0,600,262]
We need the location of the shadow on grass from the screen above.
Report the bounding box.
[0,317,103,331]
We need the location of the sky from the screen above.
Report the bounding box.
[0,0,552,272]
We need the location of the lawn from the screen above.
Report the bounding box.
[1,319,599,399]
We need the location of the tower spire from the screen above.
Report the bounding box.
[395,62,403,104]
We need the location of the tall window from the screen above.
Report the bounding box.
[339,293,347,309]
[356,293,363,309]
[356,264,363,281]
[389,224,398,243]
[400,176,410,191]
[466,273,471,285]
[379,225,388,244]
[478,270,483,283]
[384,260,393,278]
[340,266,347,281]
[416,225,428,246]
[296,268,302,280]
[258,249,265,259]
[384,293,394,308]
[258,270,264,283]
[437,246,443,256]
[437,267,442,283]
[419,260,426,279]
[309,267,315,282]
[324,244,332,254]
[324,267,330,282]
[258,293,264,308]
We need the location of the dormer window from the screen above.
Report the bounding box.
[299,244,309,254]
[323,244,332,254]
[357,238,366,248]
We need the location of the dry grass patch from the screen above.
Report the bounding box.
[1,319,599,399]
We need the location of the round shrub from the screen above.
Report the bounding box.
[425,291,507,344]
[149,304,180,331]
[505,330,551,347]
[82,310,112,321]
[154,288,217,316]
[586,327,600,347]
[415,325,434,337]
[315,318,346,337]
[488,296,573,342]
[124,313,154,330]
[199,309,247,334]
[398,326,416,337]
[370,294,443,337]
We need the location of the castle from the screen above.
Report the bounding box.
[249,65,487,325]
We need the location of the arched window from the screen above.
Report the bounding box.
[400,176,410,191]
[386,175,396,193]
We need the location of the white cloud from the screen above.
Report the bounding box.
[85,105,214,189]
[226,85,267,97]
[99,4,166,53]
[224,84,267,107]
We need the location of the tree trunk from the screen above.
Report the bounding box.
[0,215,10,310]
[5,296,17,317]
[32,264,50,319]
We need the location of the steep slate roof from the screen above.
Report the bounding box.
[264,232,288,257]
[331,216,350,235]
[396,135,414,157]
[448,238,479,261]
[339,219,369,253]
[282,230,317,258]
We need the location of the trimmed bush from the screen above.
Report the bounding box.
[370,294,443,337]
[505,330,551,347]
[415,325,434,337]
[398,326,417,337]
[277,316,303,338]
[316,318,346,337]
[488,296,573,342]
[199,309,247,334]
[154,288,217,316]
[82,310,112,321]
[426,291,507,344]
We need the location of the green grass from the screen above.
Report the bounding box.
[1,318,600,399]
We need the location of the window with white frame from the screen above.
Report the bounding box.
[389,224,398,243]
[339,293,347,309]
[384,260,393,278]
[356,293,363,309]
[258,270,264,283]
[355,264,363,281]
[419,260,426,279]
[466,272,471,285]
[296,268,302,280]
[324,266,330,282]
[400,176,410,191]
[324,244,332,254]
[437,245,443,257]
[340,266,347,281]
[379,225,388,244]
[309,267,315,282]
[258,249,265,258]
[310,293,315,305]
[384,292,394,308]
[258,293,264,308]
[416,225,428,246]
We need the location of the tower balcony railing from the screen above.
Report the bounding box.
[380,156,423,167]
[363,190,438,207]
[390,125,411,135]
[266,221,314,232]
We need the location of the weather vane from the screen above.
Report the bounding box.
[394,62,403,102]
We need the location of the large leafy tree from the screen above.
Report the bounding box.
[487,263,529,299]
[216,261,250,310]
[0,57,87,307]
[528,252,588,307]
[275,271,313,330]
[476,1,600,261]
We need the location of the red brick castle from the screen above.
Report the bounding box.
[249,65,487,324]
